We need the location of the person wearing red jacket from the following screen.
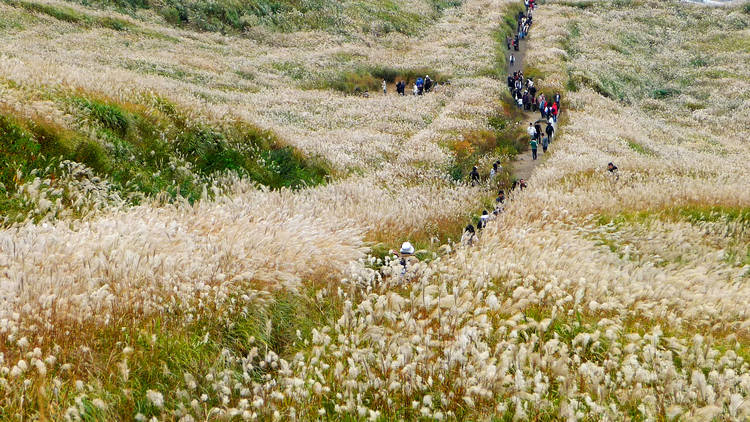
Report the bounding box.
[551,102,559,122]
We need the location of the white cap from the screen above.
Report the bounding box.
[400,242,415,255]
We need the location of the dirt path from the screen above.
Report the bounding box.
[505,20,552,182]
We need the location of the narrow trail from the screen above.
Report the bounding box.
[506,18,549,182]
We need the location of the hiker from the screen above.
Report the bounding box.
[470,166,480,186]
[416,77,424,95]
[551,102,559,121]
[534,122,542,140]
[530,137,538,160]
[554,92,561,106]
[510,54,515,66]
[382,80,387,95]
[541,134,549,153]
[478,210,490,230]
[496,189,505,204]
[397,242,417,274]
[507,75,514,91]
[461,224,476,246]
[527,122,537,139]
[413,83,418,96]
[545,122,554,140]
[514,37,519,51]
[507,37,511,50]
[607,162,619,180]
[424,75,433,92]
[489,162,498,180]
[519,179,527,190]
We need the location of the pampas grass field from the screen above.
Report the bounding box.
[0,0,749,419]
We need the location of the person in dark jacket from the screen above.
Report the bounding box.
[470,166,480,186]
[545,123,554,140]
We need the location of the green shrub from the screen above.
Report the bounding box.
[0,94,330,224]
[73,97,130,136]
[0,114,41,194]
[651,87,680,99]
[74,140,110,173]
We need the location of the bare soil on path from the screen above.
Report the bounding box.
[506,21,551,182]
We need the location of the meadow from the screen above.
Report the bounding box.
[0,0,749,420]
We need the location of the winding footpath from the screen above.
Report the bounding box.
[506,12,553,182]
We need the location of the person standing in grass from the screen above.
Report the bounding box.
[530,137,538,160]
[382,80,387,95]
[496,189,505,203]
[478,210,490,230]
[470,166,480,186]
[462,223,476,246]
[607,162,619,180]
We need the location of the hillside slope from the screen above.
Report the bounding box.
[0,0,748,420]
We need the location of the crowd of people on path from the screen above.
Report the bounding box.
[386,74,448,96]
[393,0,619,260]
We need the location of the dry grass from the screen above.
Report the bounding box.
[1,0,749,419]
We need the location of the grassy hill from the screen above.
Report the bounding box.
[12,0,462,34]
[0,0,749,420]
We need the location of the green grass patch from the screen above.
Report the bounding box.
[446,102,526,182]
[596,205,750,228]
[58,0,462,35]
[623,138,656,156]
[8,0,133,30]
[651,87,680,99]
[489,1,524,77]
[0,94,329,225]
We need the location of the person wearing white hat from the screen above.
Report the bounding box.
[397,242,417,275]
[399,242,415,255]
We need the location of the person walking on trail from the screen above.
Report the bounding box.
[413,83,418,96]
[527,123,537,139]
[545,122,554,140]
[530,137,538,160]
[534,122,542,140]
[470,166,480,186]
[541,134,549,153]
[382,80,387,95]
[416,77,424,95]
[425,75,433,92]
[509,54,515,66]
